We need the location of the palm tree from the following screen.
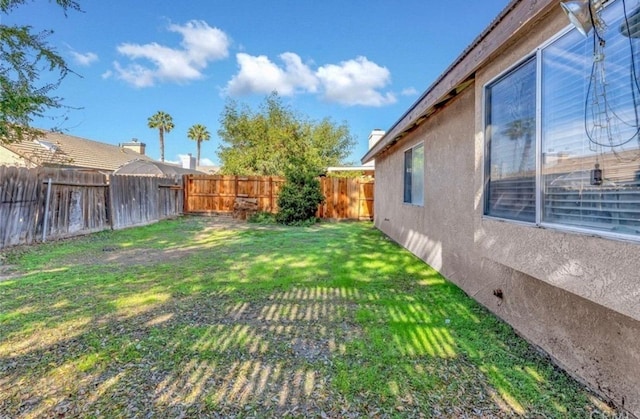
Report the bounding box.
[147,111,174,162]
[187,124,211,166]
[502,117,535,173]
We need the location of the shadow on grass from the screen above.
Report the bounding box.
[0,218,615,417]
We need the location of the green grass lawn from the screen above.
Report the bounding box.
[0,217,615,417]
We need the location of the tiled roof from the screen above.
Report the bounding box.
[2,131,154,171]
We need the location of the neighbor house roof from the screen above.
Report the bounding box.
[113,159,204,176]
[2,130,154,171]
[361,0,558,164]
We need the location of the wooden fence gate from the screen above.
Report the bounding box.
[317,177,374,220]
[109,175,184,229]
[183,175,374,220]
[41,170,110,240]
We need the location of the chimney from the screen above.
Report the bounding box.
[364,129,385,168]
[181,153,196,170]
[368,129,385,150]
[121,138,146,155]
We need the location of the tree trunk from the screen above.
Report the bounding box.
[197,140,201,166]
[159,128,165,162]
[518,133,532,173]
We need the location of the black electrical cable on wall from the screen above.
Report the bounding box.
[582,0,640,155]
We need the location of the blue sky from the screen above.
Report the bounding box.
[9,0,508,166]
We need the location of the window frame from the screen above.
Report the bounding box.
[483,54,539,224]
[403,142,425,206]
[482,9,640,243]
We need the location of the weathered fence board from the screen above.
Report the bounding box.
[0,166,42,248]
[40,170,110,240]
[184,175,374,220]
[109,175,183,230]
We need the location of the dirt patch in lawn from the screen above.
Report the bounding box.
[0,264,20,281]
[1,215,285,276]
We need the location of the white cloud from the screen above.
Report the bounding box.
[401,87,419,96]
[198,158,216,166]
[169,20,229,66]
[113,62,156,88]
[225,53,395,107]
[117,43,200,81]
[225,52,318,96]
[113,20,230,87]
[316,57,396,107]
[69,49,98,66]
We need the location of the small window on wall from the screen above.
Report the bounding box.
[404,143,424,205]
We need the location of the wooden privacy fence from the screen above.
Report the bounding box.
[1,170,373,249]
[184,175,374,220]
[184,175,285,214]
[0,167,184,249]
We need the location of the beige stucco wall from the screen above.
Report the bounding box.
[373,5,640,416]
[0,147,28,167]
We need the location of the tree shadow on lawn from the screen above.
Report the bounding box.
[0,219,616,417]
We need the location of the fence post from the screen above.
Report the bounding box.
[107,175,116,230]
[42,177,52,242]
[356,178,362,220]
[182,175,189,214]
[269,176,273,212]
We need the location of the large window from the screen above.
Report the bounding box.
[484,0,640,239]
[404,143,424,205]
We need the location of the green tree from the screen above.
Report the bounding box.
[0,0,80,143]
[275,163,325,225]
[147,111,174,162]
[217,93,355,176]
[187,123,210,166]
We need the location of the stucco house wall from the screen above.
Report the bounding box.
[372,1,640,416]
[0,147,29,167]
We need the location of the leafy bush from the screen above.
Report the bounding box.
[276,169,324,225]
[326,170,365,178]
